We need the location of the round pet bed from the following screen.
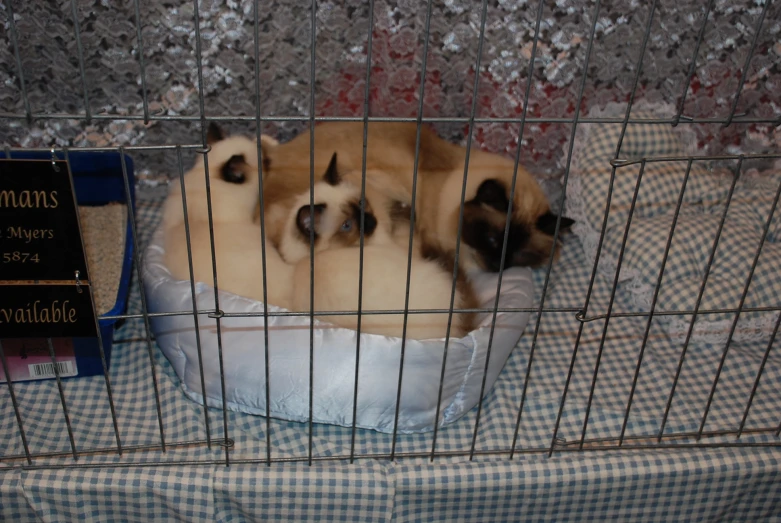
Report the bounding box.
[143,228,532,434]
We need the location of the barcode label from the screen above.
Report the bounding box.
[28,360,77,379]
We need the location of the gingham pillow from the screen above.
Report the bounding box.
[565,102,781,344]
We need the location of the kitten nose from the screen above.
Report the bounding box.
[488,232,504,249]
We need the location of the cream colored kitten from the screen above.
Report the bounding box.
[162,125,293,309]
[282,154,478,339]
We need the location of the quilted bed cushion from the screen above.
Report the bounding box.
[565,103,781,344]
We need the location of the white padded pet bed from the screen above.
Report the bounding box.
[143,228,533,433]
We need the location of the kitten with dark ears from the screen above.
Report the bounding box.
[162,125,294,308]
[277,153,390,264]
[283,153,478,340]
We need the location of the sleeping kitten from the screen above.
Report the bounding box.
[251,122,574,274]
[162,124,294,309]
[283,153,478,339]
[419,162,576,272]
[277,152,396,264]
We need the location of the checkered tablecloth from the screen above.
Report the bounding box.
[1,197,780,522]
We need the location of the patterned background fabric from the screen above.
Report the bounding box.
[1,0,780,201]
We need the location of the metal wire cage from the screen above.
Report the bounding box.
[0,0,780,473]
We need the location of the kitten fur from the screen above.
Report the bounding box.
[283,155,478,339]
[162,125,293,309]
[253,122,574,273]
[291,245,477,339]
[277,153,396,264]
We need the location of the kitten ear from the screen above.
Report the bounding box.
[220,154,246,184]
[536,211,575,235]
[259,134,278,174]
[206,122,225,145]
[472,179,510,212]
[560,216,575,229]
[323,153,341,186]
[296,203,327,238]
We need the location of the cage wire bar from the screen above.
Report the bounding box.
[739,309,781,438]
[68,147,125,456]
[429,0,490,462]
[5,113,781,125]
[466,0,546,460]
[251,0,273,466]
[697,162,781,439]
[546,0,610,457]
[39,156,81,462]
[390,0,436,461]
[44,337,78,460]
[174,145,214,448]
[513,0,604,459]
[131,0,150,124]
[68,0,91,124]
[191,0,232,465]
[119,147,168,452]
[307,0,318,467]
[657,157,743,441]
[617,158,695,447]
[569,0,659,453]
[5,0,31,124]
[0,340,32,464]
[723,0,771,128]
[671,0,714,128]
[350,0,377,464]
[0,0,780,471]
[508,0,557,460]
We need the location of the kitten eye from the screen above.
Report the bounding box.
[340,219,354,233]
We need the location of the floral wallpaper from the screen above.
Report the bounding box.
[1,0,779,199]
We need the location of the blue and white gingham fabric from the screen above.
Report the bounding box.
[565,102,781,345]
[1,195,780,522]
